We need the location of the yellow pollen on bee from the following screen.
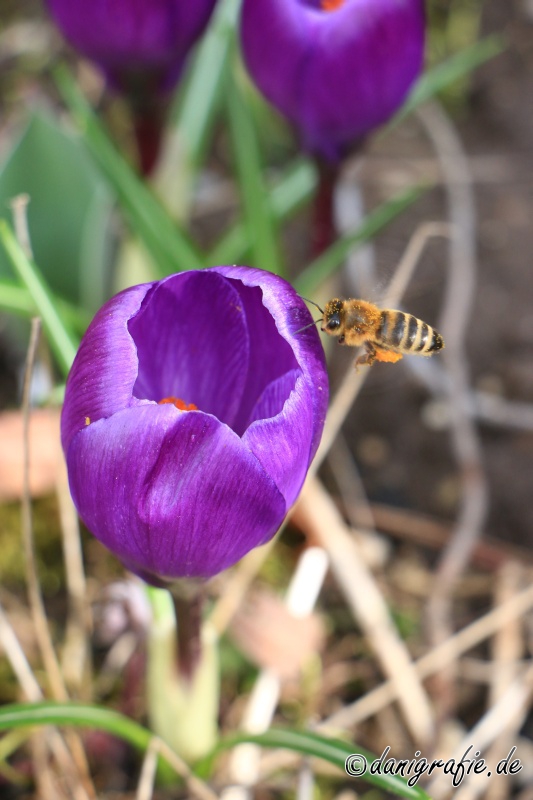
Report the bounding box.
[321,0,345,10]
[158,397,198,412]
[373,348,403,364]
[85,416,91,426]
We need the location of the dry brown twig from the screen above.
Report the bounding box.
[255,580,533,782]
[19,317,95,800]
[136,737,219,800]
[12,195,96,800]
[310,220,451,473]
[480,562,525,800]
[296,475,435,744]
[56,458,92,696]
[428,663,533,800]
[319,578,533,733]
[220,547,329,799]
[0,598,83,797]
[416,101,489,720]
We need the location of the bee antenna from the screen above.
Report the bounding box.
[299,295,324,314]
[295,318,322,335]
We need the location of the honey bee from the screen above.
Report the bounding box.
[302,297,444,367]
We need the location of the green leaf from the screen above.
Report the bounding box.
[0,220,79,376]
[209,729,432,800]
[209,158,316,265]
[226,74,283,275]
[0,281,34,316]
[0,702,150,748]
[295,184,428,296]
[393,35,505,126]
[0,112,114,311]
[53,66,205,277]
[173,0,240,172]
[0,279,90,336]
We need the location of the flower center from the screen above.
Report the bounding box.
[158,397,198,411]
[321,0,345,10]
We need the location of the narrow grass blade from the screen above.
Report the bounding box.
[208,729,431,800]
[0,280,90,336]
[0,702,152,751]
[174,0,239,171]
[226,76,283,275]
[393,35,505,127]
[0,221,79,376]
[295,184,428,297]
[53,66,205,277]
[0,281,34,315]
[209,158,316,265]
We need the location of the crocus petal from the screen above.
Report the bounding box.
[46,0,218,92]
[212,266,328,458]
[240,0,425,160]
[60,282,151,454]
[242,370,315,507]
[129,271,251,430]
[67,405,287,582]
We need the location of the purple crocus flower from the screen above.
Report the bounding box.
[46,0,217,95]
[45,0,218,172]
[61,268,328,585]
[240,0,425,161]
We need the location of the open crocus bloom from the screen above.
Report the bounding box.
[240,0,425,161]
[61,268,328,584]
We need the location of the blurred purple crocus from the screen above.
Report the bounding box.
[61,268,328,585]
[240,0,425,162]
[45,0,218,172]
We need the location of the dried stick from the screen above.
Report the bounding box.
[297,476,435,744]
[255,579,533,782]
[20,319,96,799]
[318,579,533,732]
[21,319,68,702]
[208,538,278,636]
[473,391,533,431]
[139,738,219,800]
[417,101,489,718]
[136,739,159,800]
[369,503,533,571]
[428,663,533,800]
[220,547,329,800]
[57,459,92,696]
[484,562,525,800]
[310,221,451,475]
[328,433,377,531]
[0,599,90,800]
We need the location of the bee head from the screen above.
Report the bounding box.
[322,298,344,335]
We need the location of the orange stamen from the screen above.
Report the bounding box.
[158,396,198,411]
[321,0,345,11]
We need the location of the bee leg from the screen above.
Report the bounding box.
[355,342,376,369]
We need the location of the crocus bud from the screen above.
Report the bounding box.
[46,0,218,171]
[240,0,425,161]
[46,0,217,95]
[61,268,328,585]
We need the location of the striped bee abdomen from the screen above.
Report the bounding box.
[378,310,444,356]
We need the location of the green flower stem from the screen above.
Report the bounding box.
[146,586,219,763]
